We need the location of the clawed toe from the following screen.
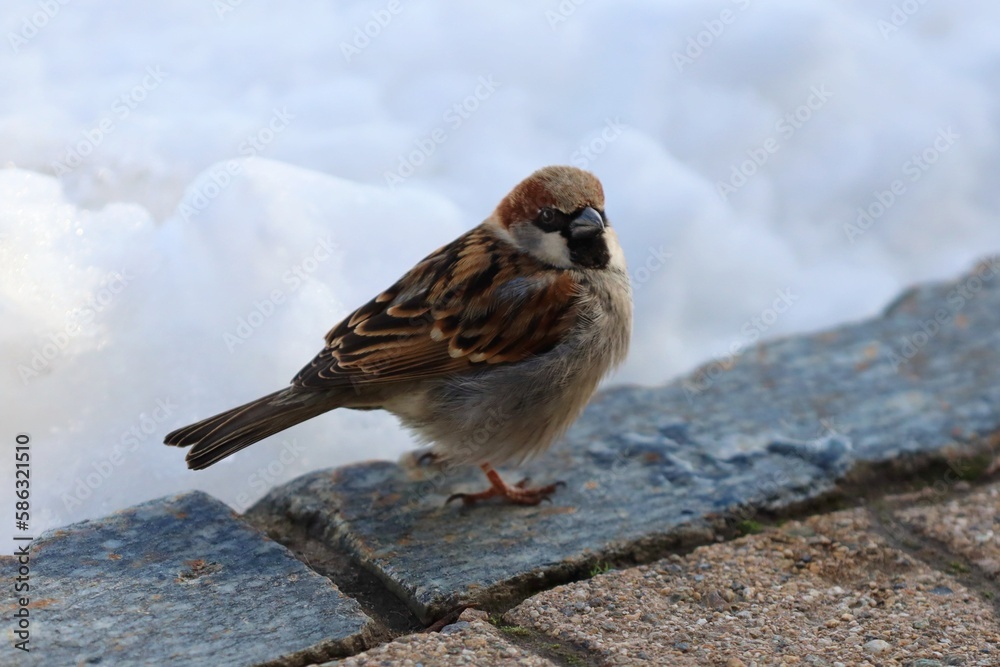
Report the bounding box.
[524,480,565,505]
[445,491,487,506]
[445,464,566,507]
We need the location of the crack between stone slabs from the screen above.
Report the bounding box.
[248,497,634,664]
[866,499,1000,619]
[247,510,423,643]
[765,439,1000,521]
[848,431,999,488]
[488,615,611,667]
[315,495,730,625]
[253,627,377,667]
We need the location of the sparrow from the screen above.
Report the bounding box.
[164,165,632,505]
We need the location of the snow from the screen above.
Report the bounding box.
[2,0,999,530]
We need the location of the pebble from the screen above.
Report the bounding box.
[863,639,890,654]
[439,621,470,635]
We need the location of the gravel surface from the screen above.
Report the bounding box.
[323,610,556,666]
[896,481,1000,580]
[507,508,1000,666]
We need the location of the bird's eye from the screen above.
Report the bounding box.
[534,207,565,232]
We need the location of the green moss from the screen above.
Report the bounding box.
[947,561,971,574]
[589,561,612,577]
[544,642,585,665]
[488,614,530,636]
[738,519,764,535]
[950,453,993,482]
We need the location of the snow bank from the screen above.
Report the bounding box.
[2,0,999,528]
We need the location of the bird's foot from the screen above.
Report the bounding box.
[446,463,565,506]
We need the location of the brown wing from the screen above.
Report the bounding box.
[293,225,581,390]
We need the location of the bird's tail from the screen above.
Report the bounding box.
[164,389,333,470]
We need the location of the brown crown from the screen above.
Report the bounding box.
[495,166,605,228]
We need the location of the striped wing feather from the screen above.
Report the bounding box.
[293,226,580,389]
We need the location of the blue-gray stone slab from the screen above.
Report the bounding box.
[8,491,374,666]
[249,260,1000,624]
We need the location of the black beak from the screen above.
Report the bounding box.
[569,207,605,239]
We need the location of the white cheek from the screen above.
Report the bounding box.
[514,224,573,268]
[535,232,573,267]
[604,229,628,271]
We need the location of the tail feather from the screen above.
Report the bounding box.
[164,389,333,470]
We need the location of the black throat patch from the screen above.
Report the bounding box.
[565,232,610,269]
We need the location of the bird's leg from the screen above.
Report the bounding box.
[446,463,565,506]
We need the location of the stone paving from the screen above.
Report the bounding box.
[6,262,1000,666]
[1,492,375,667]
[505,507,999,666]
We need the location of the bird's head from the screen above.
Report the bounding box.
[494,165,617,270]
